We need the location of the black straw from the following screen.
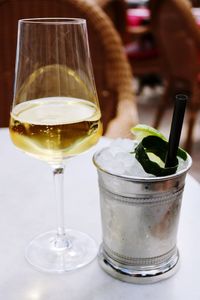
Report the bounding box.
[165,94,188,168]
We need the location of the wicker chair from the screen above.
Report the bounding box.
[91,0,127,42]
[0,0,138,138]
[149,0,200,152]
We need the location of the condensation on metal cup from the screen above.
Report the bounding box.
[93,149,192,284]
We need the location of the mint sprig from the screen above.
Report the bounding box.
[133,136,187,177]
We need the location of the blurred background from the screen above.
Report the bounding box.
[125,0,200,182]
[0,0,199,181]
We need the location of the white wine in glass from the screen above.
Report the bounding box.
[9,18,102,273]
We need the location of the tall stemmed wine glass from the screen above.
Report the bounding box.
[9,18,102,273]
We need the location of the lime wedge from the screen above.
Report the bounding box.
[133,135,188,176]
[131,124,166,141]
[134,136,178,176]
[147,152,165,168]
[130,124,188,176]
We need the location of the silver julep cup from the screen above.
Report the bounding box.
[93,149,192,284]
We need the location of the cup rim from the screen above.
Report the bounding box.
[19,18,86,25]
[93,148,192,182]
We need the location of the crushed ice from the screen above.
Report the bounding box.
[96,138,188,178]
[96,138,154,177]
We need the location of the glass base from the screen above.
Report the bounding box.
[98,245,179,284]
[25,229,97,273]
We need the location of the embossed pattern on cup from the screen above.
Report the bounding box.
[93,149,192,284]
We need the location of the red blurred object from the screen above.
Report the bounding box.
[125,40,158,59]
[125,6,160,75]
[192,8,200,26]
[127,7,200,28]
[126,7,150,27]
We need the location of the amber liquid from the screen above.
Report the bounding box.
[10,97,102,164]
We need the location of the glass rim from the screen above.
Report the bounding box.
[18,18,86,25]
[93,148,192,182]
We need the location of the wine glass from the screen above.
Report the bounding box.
[9,18,102,273]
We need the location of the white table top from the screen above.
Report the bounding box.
[0,128,200,300]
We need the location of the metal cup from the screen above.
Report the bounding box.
[93,149,192,284]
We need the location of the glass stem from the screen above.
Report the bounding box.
[53,164,70,249]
